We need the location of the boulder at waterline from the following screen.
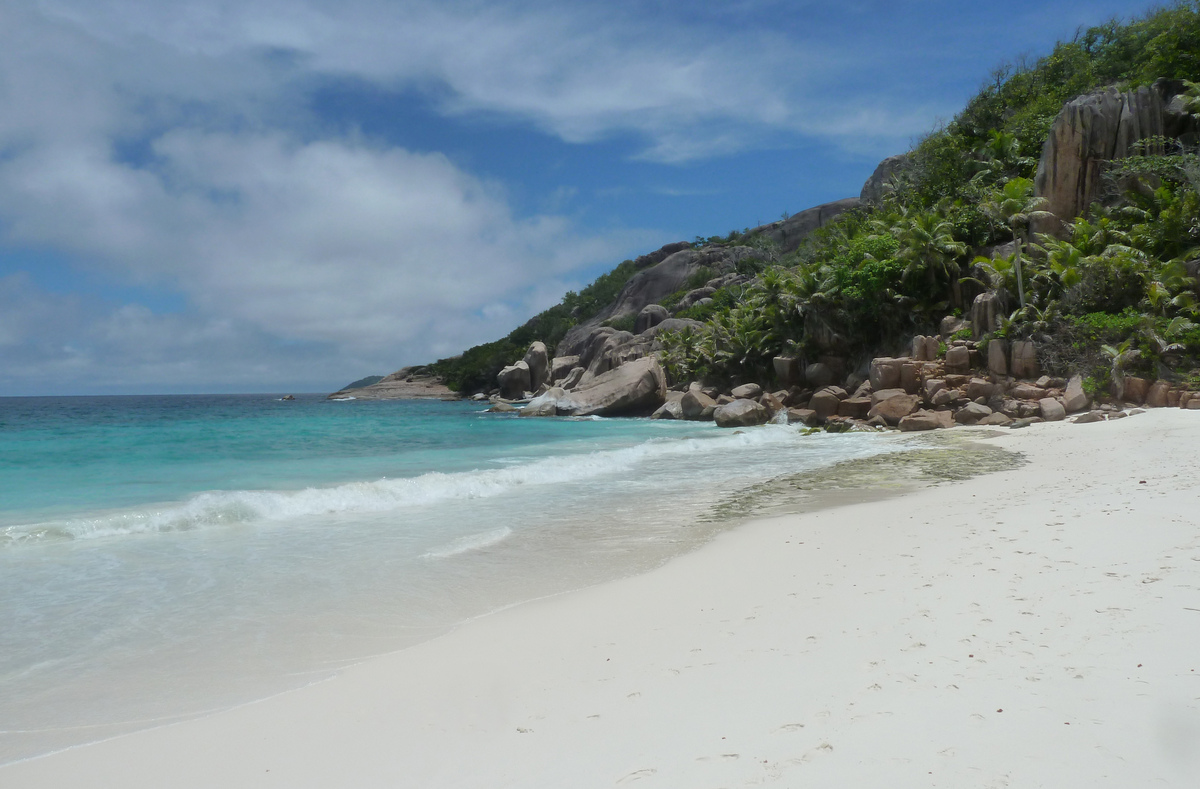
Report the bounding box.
[681,390,717,420]
[714,399,770,428]
[899,410,943,432]
[555,356,667,417]
[519,387,566,417]
[868,393,919,426]
[954,402,992,425]
[497,361,531,399]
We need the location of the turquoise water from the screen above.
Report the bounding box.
[0,394,900,763]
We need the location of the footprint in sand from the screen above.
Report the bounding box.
[696,753,740,762]
[776,723,806,732]
[616,768,657,784]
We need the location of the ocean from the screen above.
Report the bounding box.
[0,393,905,763]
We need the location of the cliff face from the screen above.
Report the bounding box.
[1033,79,1197,233]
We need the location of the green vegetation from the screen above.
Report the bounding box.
[430,2,1200,395]
[428,258,650,392]
[657,2,1200,391]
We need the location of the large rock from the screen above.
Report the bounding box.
[1010,341,1038,379]
[651,400,684,420]
[497,361,531,399]
[523,342,550,390]
[987,339,1008,376]
[1122,376,1150,405]
[965,378,994,401]
[1034,81,1196,235]
[681,390,717,420]
[519,387,566,417]
[954,402,993,425]
[860,154,910,204]
[555,357,667,417]
[869,357,903,390]
[912,335,940,361]
[899,410,943,432]
[838,397,872,419]
[773,356,803,387]
[1063,375,1090,413]
[714,399,770,428]
[970,292,1007,339]
[635,304,669,334]
[809,386,847,418]
[1146,380,1171,408]
[924,379,946,402]
[945,346,970,374]
[550,355,580,383]
[1038,397,1066,422]
[748,198,863,253]
[868,392,919,426]
[731,383,763,400]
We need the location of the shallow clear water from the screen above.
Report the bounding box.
[0,394,903,763]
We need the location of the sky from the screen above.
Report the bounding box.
[0,0,1166,395]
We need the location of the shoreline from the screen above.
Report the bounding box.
[5,411,1200,786]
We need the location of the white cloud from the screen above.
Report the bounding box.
[0,0,961,393]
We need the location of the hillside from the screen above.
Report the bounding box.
[351,3,1200,417]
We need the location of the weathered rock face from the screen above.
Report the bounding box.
[1034,80,1197,234]
[681,390,717,420]
[747,198,863,254]
[787,408,821,426]
[869,358,903,390]
[954,402,992,424]
[838,396,872,419]
[1010,341,1038,379]
[651,399,684,420]
[912,335,940,361]
[635,304,669,334]
[524,342,550,390]
[497,361,531,399]
[1122,376,1150,405]
[860,154,910,204]
[731,383,763,400]
[550,356,580,383]
[714,399,770,428]
[988,339,1008,376]
[1146,380,1171,408]
[1064,375,1090,413]
[519,387,566,417]
[555,357,667,417]
[773,356,803,387]
[971,292,1006,339]
[945,346,970,374]
[809,386,847,418]
[899,410,942,432]
[1038,397,1066,422]
[868,392,919,425]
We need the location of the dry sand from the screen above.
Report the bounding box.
[4,410,1200,787]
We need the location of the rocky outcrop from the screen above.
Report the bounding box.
[713,399,770,428]
[523,342,550,391]
[497,361,531,399]
[860,154,910,205]
[555,356,667,417]
[747,198,863,254]
[1034,80,1198,234]
[327,367,458,401]
[635,305,669,334]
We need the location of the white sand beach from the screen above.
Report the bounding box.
[4,410,1200,788]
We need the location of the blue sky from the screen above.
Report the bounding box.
[0,0,1165,394]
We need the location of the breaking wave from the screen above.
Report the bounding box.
[0,425,880,547]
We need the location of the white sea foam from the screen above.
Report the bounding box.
[1,426,891,546]
[330,396,357,401]
[421,527,514,559]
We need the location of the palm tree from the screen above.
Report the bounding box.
[980,178,1055,309]
[893,212,968,307]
